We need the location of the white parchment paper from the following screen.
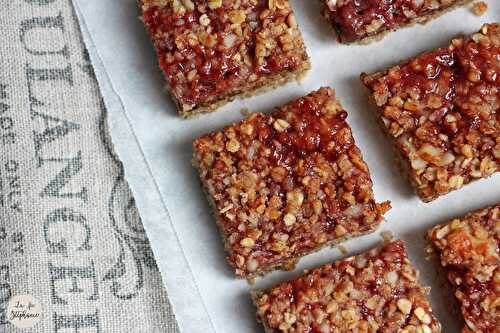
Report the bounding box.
[73,1,500,332]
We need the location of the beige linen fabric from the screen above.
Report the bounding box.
[0,0,179,332]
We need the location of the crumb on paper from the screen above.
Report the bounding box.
[240,108,251,116]
[282,260,297,272]
[472,1,488,16]
[337,245,348,255]
[381,230,394,241]
[247,276,256,285]
[425,245,435,261]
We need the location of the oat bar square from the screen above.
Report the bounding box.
[139,0,310,117]
[321,0,472,44]
[252,240,442,332]
[361,23,499,202]
[193,87,390,278]
[428,205,499,333]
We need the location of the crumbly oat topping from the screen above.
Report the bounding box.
[322,0,470,43]
[193,88,390,278]
[140,0,309,114]
[428,205,499,333]
[471,1,488,16]
[361,23,499,202]
[252,241,441,332]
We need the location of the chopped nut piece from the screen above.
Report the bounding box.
[226,139,240,153]
[139,0,310,117]
[381,230,394,241]
[283,312,296,325]
[361,24,500,202]
[321,0,473,43]
[471,1,488,15]
[398,298,413,314]
[252,241,441,332]
[207,0,222,9]
[228,10,246,25]
[386,270,399,285]
[286,13,297,28]
[181,0,194,11]
[240,237,255,248]
[199,13,210,26]
[220,204,233,214]
[420,325,432,333]
[414,307,432,324]
[337,245,348,255]
[193,88,390,278]
[273,119,290,132]
[435,225,450,240]
[428,205,499,333]
[283,213,296,226]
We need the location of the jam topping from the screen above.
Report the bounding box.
[140,0,309,110]
[323,0,467,43]
[253,241,441,332]
[193,88,390,278]
[361,23,499,202]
